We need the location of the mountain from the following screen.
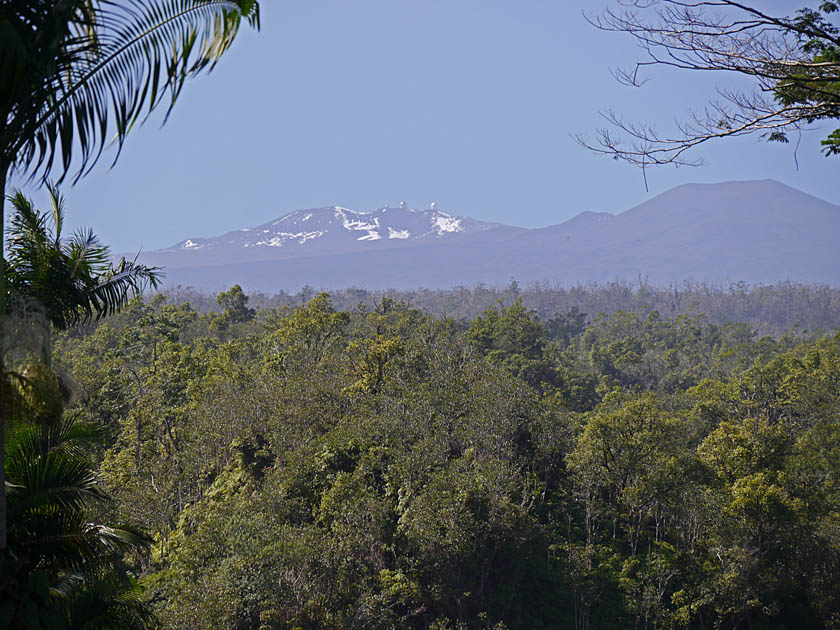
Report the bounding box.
[148,205,521,268]
[137,180,840,291]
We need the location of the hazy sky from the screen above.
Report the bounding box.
[14,0,840,252]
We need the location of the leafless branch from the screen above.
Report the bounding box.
[579,1,840,170]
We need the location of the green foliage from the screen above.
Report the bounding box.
[5,186,160,330]
[583,2,840,166]
[264,292,350,368]
[48,291,840,629]
[0,3,259,625]
[2,412,154,629]
[772,3,840,153]
[166,281,840,338]
[216,284,256,326]
[467,299,555,390]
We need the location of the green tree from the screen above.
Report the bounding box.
[0,0,260,552]
[215,284,256,326]
[467,299,553,389]
[2,412,153,629]
[6,186,161,333]
[2,187,160,569]
[43,288,840,628]
[264,293,350,369]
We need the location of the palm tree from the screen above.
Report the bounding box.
[0,0,260,550]
[6,185,162,334]
[0,185,162,574]
[3,411,155,628]
[0,187,162,625]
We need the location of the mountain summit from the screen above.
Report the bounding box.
[138,180,840,290]
[158,205,507,265]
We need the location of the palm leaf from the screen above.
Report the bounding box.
[5,189,163,329]
[48,414,106,454]
[47,182,66,248]
[63,571,158,630]
[15,511,147,577]
[85,259,163,321]
[5,412,151,577]
[4,0,260,183]
[5,432,106,517]
[67,227,110,276]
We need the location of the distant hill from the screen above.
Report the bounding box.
[137,180,840,291]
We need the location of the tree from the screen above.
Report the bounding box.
[0,0,260,551]
[578,1,840,175]
[216,284,255,325]
[466,299,554,389]
[0,190,160,627]
[2,185,160,566]
[6,185,161,333]
[2,411,154,629]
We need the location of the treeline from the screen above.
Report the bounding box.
[51,289,840,629]
[162,280,840,336]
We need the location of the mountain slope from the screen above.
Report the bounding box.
[139,180,840,291]
[145,205,521,268]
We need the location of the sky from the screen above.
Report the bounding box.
[13,0,840,252]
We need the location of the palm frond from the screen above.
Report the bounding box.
[5,0,260,183]
[16,511,127,575]
[5,189,163,329]
[49,413,106,453]
[6,189,61,314]
[66,227,110,279]
[5,413,106,520]
[47,182,66,247]
[7,191,50,257]
[50,571,86,600]
[5,412,151,578]
[63,571,158,630]
[85,258,163,321]
[85,523,152,555]
[6,441,106,517]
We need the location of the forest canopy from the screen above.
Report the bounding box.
[34,284,840,629]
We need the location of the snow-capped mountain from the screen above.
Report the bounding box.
[137,181,840,291]
[160,205,506,261]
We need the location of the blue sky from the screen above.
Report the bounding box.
[14,0,840,252]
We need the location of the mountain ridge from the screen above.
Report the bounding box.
[136,179,840,290]
[143,204,523,268]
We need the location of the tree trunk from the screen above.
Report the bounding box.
[0,163,7,551]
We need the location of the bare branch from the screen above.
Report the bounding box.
[581,0,840,169]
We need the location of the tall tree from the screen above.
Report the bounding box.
[0,0,260,551]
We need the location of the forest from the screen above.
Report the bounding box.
[3,1,840,628]
[6,283,839,629]
[168,281,840,337]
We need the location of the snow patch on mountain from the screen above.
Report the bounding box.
[336,208,380,234]
[250,231,326,247]
[388,228,411,239]
[433,214,462,235]
[166,203,503,255]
